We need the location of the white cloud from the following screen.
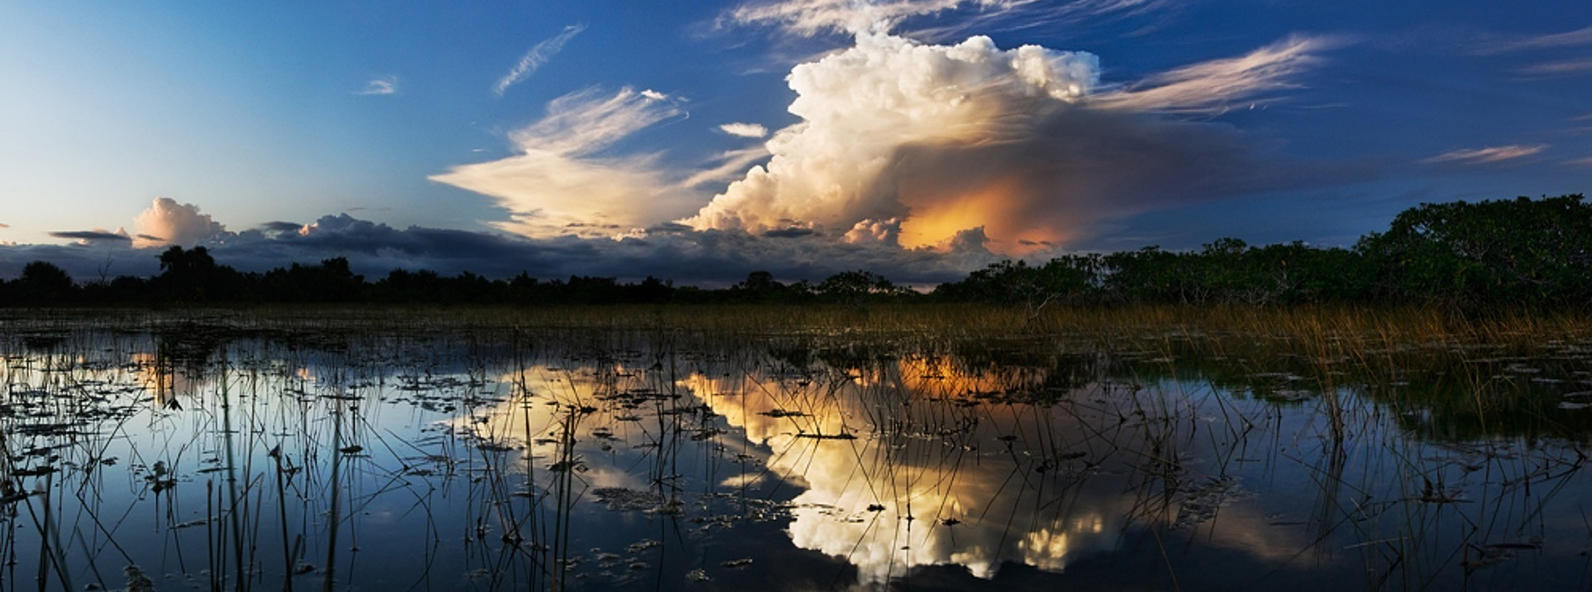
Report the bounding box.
[1566,156,1592,167]
[1519,58,1592,76]
[1477,25,1592,54]
[443,8,1332,256]
[718,122,769,138]
[133,197,227,248]
[725,0,998,36]
[842,218,902,245]
[495,24,586,96]
[430,87,701,238]
[680,32,1328,254]
[1093,35,1334,114]
[681,146,772,188]
[354,76,398,96]
[1422,144,1548,165]
[681,34,1098,248]
[722,0,1166,40]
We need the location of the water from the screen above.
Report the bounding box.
[1,319,1589,590]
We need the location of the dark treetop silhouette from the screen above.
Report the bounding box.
[2,195,1587,311]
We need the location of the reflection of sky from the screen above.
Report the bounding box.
[3,333,1590,590]
[682,365,1123,582]
[455,354,1321,584]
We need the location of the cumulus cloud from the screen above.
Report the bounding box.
[680,32,1327,254]
[718,122,769,138]
[429,87,704,238]
[354,76,398,96]
[430,0,1334,256]
[494,24,586,96]
[133,197,227,248]
[431,2,1337,258]
[842,217,902,245]
[1422,144,1548,165]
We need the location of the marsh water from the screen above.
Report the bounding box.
[1,314,1589,591]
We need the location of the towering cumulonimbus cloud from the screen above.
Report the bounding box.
[680,33,1097,250]
[680,30,1329,254]
[429,0,1332,254]
[133,197,227,248]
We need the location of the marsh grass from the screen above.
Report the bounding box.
[6,303,1590,343]
[0,306,1587,590]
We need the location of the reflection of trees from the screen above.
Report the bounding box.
[4,325,1586,590]
[144,329,223,409]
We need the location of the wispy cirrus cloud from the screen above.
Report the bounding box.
[1422,144,1548,165]
[1476,25,1592,54]
[354,75,399,95]
[1470,25,1592,77]
[721,0,1167,40]
[494,24,586,96]
[1518,58,1592,77]
[430,86,701,237]
[718,122,769,138]
[723,0,998,37]
[681,146,772,188]
[1093,35,1338,115]
[1566,156,1592,167]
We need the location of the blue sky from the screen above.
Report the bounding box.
[1,1,1588,282]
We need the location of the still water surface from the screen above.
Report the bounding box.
[1,322,1588,590]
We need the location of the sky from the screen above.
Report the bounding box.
[2,1,1589,284]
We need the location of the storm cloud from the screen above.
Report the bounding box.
[429,3,1338,257]
[682,32,1330,254]
[1,212,998,287]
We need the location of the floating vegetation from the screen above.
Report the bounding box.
[593,487,665,512]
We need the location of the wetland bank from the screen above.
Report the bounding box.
[0,305,1588,591]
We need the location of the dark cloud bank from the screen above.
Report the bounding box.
[0,214,998,286]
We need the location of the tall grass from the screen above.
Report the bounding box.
[0,307,1585,590]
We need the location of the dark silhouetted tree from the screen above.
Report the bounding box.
[12,261,77,304]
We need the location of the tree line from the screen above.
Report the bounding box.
[2,195,1587,310]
